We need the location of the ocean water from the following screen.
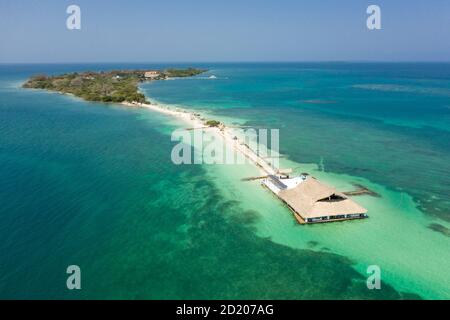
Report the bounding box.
[0,63,449,299]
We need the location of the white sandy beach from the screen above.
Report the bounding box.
[122,101,277,176]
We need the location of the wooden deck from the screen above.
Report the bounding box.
[343,184,380,197]
[241,175,268,181]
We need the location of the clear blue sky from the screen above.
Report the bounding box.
[1,0,449,63]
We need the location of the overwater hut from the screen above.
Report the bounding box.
[263,175,368,224]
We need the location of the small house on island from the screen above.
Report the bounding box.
[262,175,368,224]
[144,70,161,79]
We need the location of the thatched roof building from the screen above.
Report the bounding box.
[144,70,160,79]
[276,177,368,224]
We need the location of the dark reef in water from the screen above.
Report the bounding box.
[428,223,450,237]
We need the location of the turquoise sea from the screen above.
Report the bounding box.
[0,63,449,299]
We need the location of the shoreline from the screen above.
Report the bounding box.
[123,99,371,225]
[22,71,370,225]
[122,101,277,176]
[11,66,450,299]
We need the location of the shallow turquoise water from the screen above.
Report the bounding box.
[0,63,449,299]
[144,63,450,223]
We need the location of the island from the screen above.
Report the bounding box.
[22,68,206,104]
[22,67,370,225]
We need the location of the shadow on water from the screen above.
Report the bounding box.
[79,164,421,300]
[428,223,450,237]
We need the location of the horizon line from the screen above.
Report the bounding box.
[2,60,450,65]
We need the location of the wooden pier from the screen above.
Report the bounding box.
[241,175,269,181]
[343,184,380,197]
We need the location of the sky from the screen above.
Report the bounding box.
[1,0,450,63]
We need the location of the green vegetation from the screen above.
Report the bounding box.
[23,71,147,103]
[163,68,207,78]
[23,68,207,104]
[205,119,221,127]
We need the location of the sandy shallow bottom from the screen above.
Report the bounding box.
[130,96,449,299]
[203,157,450,299]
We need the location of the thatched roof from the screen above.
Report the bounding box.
[278,177,367,219]
[278,168,293,175]
[144,71,160,78]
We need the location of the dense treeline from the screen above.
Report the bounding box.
[22,68,206,104]
[163,68,206,78]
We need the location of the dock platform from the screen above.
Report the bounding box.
[262,175,368,224]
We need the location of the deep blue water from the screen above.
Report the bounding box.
[0,63,449,299]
